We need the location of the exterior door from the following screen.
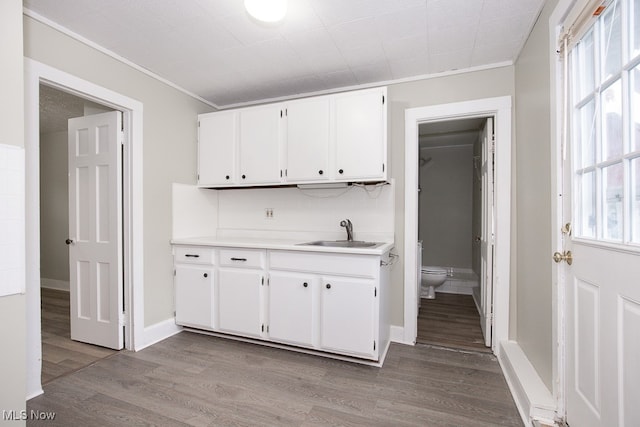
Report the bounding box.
[480,117,494,347]
[68,111,123,350]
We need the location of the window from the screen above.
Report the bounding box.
[570,0,640,244]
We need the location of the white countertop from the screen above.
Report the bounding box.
[171,236,394,256]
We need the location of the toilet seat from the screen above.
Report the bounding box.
[421,266,447,274]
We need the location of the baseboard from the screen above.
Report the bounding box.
[135,318,183,351]
[390,325,411,344]
[40,278,69,291]
[498,340,556,427]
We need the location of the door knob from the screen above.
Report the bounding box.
[553,251,573,265]
[65,239,73,245]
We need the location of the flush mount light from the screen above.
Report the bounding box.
[244,0,287,23]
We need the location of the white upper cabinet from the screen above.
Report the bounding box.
[198,110,237,186]
[285,97,331,183]
[197,87,387,188]
[334,87,387,181]
[238,104,283,185]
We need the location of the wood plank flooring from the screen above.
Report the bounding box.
[417,293,491,353]
[28,331,522,426]
[40,288,117,384]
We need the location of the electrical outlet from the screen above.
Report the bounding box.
[265,208,274,219]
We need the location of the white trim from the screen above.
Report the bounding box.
[136,319,183,351]
[498,341,557,427]
[24,58,145,398]
[389,325,407,344]
[40,278,69,291]
[403,96,512,350]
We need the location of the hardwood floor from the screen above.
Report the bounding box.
[417,292,491,353]
[40,288,117,384]
[28,331,522,426]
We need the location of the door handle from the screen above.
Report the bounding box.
[553,251,573,265]
[65,239,73,245]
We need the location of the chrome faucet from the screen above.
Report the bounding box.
[340,219,354,241]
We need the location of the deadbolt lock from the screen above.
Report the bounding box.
[561,222,572,235]
[553,250,573,265]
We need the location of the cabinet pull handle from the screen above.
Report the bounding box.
[185,254,200,258]
[326,283,331,289]
[318,170,323,175]
[230,257,247,262]
[225,175,230,180]
[203,273,208,278]
[241,174,246,179]
[303,282,308,288]
[338,169,344,174]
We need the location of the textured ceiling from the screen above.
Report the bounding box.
[24,0,545,108]
[39,85,113,134]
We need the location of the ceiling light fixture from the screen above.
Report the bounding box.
[244,0,287,23]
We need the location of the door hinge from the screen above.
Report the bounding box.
[119,312,127,327]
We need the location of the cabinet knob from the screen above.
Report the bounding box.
[326,283,331,289]
[318,170,323,175]
[303,282,308,288]
[225,175,230,180]
[242,174,246,179]
[203,273,208,278]
[338,169,344,174]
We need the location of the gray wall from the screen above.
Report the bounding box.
[419,145,474,269]
[513,0,558,390]
[39,130,69,283]
[0,0,26,422]
[24,16,214,326]
[386,67,516,326]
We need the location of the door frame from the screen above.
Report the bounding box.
[403,96,512,353]
[24,59,144,398]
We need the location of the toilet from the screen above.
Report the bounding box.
[421,266,448,299]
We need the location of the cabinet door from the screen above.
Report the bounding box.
[198,111,237,186]
[218,268,263,338]
[334,88,386,181]
[320,277,377,358]
[285,97,330,182]
[175,265,214,329]
[268,272,315,347]
[239,104,282,185]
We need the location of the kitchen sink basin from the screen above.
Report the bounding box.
[299,240,383,248]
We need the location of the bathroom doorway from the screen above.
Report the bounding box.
[416,117,492,352]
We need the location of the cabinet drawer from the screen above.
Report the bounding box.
[269,251,379,278]
[174,246,215,265]
[219,248,266,269]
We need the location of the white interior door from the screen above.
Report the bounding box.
[68,111,123,350]
[480,117,494,347]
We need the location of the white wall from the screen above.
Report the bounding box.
[419,145,474,269]
[0,0,26,423]
[513,0,558,390]
[39,130,69,286]
[23,16,214,326]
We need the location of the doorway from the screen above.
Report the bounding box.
[403,96,512,353]
[416,117,492,352]
[38,85,120,383]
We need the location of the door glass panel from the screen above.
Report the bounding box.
[579,171,597,238]
[633,66,640,152]
[578,100,596,167]
[632,157,640,243]
[601,3,622,82]
[602,80,623,161]
[577,30,596,100]
[603,163,624,241]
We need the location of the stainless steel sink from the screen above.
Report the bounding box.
[298,240,383,248]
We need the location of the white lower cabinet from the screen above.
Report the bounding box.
[173,244,390,363]
[268,272,316,347]
[320,277,377,358]
[175,265,215,329]
[218,268,264,339]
